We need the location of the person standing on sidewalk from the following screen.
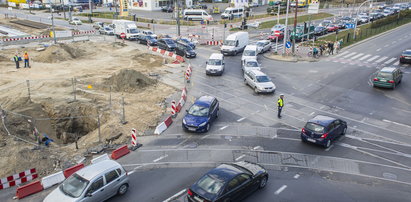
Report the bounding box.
[277,94,284,118]
[23,52,30,68]
[13,54,20,69]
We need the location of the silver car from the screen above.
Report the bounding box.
[244,69,276,94]
[44,160,129,202]
[242,58,261,73]
[256,40,271,54]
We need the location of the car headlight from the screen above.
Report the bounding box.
[199,122,207,127]
[183,119,186,124]
[258,86,264,90]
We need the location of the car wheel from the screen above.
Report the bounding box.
[342,127,347,135]
[205,123,210,132]
[259,176,268,189]
[244,79,247,85]
[216,109,219,118]
[254,87,259,94]
[324,139,331,148]
[399,79,402,84]
[117,184,128,195]
[301,137,307,143]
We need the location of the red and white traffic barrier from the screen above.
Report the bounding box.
[171,100,177,117]
[154,116,173,135]
[131,128,137,147]
[206,41,223,46]
[176,87,187,113]
[1,173,38,190]
[2,35,50,42]
[0,168,37,190]
[147,46,185,63]
[72,30,96,35]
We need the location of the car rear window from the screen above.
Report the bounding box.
[246,61,259,67]
[402,51,411,55]
[305,122,325,133]
[196,174,225,195]
[377,72,393,79]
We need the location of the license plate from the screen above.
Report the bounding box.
[193,196,202,201]
[380,79,386,82]
[188,127,196,131]
[406,56,411,59]
[307,138,316,143]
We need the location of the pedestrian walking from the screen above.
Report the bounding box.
[319,44,324,56]
[23,52,30,68]
[277,94,284,118]
[330,42,334,55]
[327,42,332,55]
[13,54,20,69]
[334,42,339,54]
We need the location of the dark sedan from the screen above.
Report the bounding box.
[187,161,268,202]
[301,115,347,148]
[314,26,327,36]
[161,6,173,12]
[137,35,158,46]
[400,49,411,64]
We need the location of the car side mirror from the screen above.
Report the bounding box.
[86,192,92,197]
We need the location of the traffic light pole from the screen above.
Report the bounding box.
[282,0,291,55]
[292,0,298,55]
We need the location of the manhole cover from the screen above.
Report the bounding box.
[382,172,397,180]
[184,142,198,149]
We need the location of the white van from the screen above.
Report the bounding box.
[206,53,225,76]
[242,45,258,64]
[221,32,249,56]
[221,7,244,20]
[183,9,213,21]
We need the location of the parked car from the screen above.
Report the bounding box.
[372,67,403,89]
[99,26,114,35]
[326,24,339,32]
[242,58,261,73]
[69,17,82,25]
[141,30,157,39]
[161,6,173,13]
[206,53,225,76]
[301,115,347,148]
[175,41,197,58]
[182,96,219,132]
[158,38,176,51]
[399,49,411,64]
[267,30,284,41]
[314,26,327,36]
[270,24,287,32]
[93,22,104,29]
[319,20,332,27]
[256,40,271,54]
[176,37,196,49]
[334,20,346,29]
[244,70,276,94]
[359,16,369,23]
[137,34,157,46]
[187,162,268,202]
[44,160,129,202]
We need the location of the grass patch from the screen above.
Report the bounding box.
[258,12,334,29]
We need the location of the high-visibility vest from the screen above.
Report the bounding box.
[277,98,284,107]
[24,54,29,60]
[14,56,18,61]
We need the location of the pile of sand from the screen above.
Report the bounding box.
[104,69,157,92]
[132,53,164,67]
[0,54,10,62]
[36,43,86,63]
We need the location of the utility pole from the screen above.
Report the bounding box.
[292,0,298,55]
[62,0,66,20]
[49,1,57,44]
[277,4,280,24]
[88,0,92,22]
[282,0,291,55]
[176,0,181,36]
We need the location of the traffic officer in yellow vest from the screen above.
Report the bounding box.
[277,94,284,118]
[13,54,20,69]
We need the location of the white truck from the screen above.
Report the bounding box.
[112,20,139,40]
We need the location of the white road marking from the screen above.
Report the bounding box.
[367,55,380,62]
[343,52,357,58]
[237,117,246,122]
[359,54,372,60]
[235,154,246,161]
[392,107,411,114]
[253,146,262,150]
[374,56,388,63]
[338,51,349,56]
[274,185,288,195]
[153,154,168,163]
[163,189,187,202]
[383,119,411,129]
[351,53,364,59]
[309,112,315,116]
[384,44,389,47]
[376,48,381,52]
[128,165,143,175]
[219,125,228,130]
[293,174,300,179]
[271,134,278,139]
[384,58,397,64]
[264,104,268,111]
[393,60,400,66]
[325,144,334,151]
[201,134,211,140]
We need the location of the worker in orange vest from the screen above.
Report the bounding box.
[23,52,30,68]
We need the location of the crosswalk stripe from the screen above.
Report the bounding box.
[367,55,380,62]
[393,61,400,66]
[338,51,350,56]
[384,58,397,64]
[351,53,364,59]
[359,54,372,60]
[343,52,357,58]
[375,56,388,63]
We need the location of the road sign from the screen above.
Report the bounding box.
[120,33,126,39]
[285,41,292,48]
[346,23,355,29]
[308,2,319,14]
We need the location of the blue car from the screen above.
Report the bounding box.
[300,115,347,148]
[182,96,219,132]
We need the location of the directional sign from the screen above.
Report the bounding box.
[346,23,355,29]
[285,41,292,48]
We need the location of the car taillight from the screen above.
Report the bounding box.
[301,128,306,134]
[388,80,395,83]
[373,78,379,81]
[400,55,405,58]
[320,133,328,138]
[187,189,193,196]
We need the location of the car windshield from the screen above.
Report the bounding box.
[274,25,284,29]
[129,28,139,33]
[243,50,256,56]
[246,61,259,67]
[180,38,190,43]
[315,27,322,31]
[59,173,89,198]
[188,104,209,117]
[256,75,270,82]
[377,72,393,79]
[256,42,265,46]
[165,39,175,45]
[208,59,222,65]
[147,36,155,40]
[305,122,325,133]
[224,40,236,46]
[104,28,111,31]
[196,174,225,195]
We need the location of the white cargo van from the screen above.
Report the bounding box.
[220,32,249,56]
[206,53,225,76]
[241,45,258,64]
[112,20,139,40]
[183,9,213,21]
[221,7,244,20]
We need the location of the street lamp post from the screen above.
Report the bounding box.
[282,0,291,55]
[292,0,298,55]
[353,0,371,40]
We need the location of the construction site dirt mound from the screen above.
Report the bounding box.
[104,69,157,92]
[0,54,10,62]
[36,43,86,63]
[133,53,164,67]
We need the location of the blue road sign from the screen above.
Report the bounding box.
[285,41,292,48]
[346,23,355,29]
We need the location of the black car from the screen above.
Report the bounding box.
[314,26,327,36]
[158,38,176,51]
[137,34,158,46]
[187,161,268,202]
[400,49,411,64]
[176,38,196,49]
[161,6,173,13]
[175,41,196,58]
[301,115,347,148]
